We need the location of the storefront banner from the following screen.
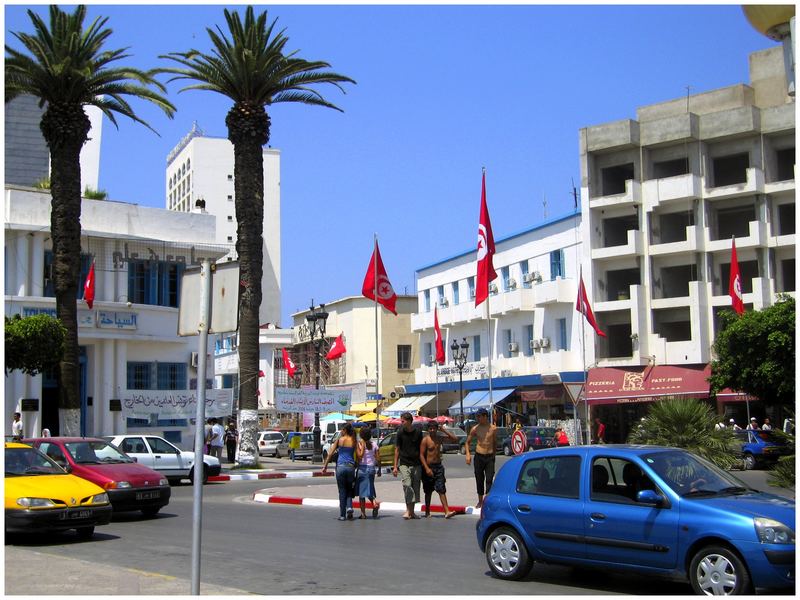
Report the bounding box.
[122,389,233,418]
[275,388,352,413]
[520,388,565,402]
[586,365,712,405]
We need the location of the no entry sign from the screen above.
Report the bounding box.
[511,429,527,455]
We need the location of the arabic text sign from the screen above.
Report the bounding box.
[122,389,233,419]
[275,388,352,413]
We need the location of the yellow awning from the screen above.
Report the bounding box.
[357,412,388,422]
[348,401,378,414]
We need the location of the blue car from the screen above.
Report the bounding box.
[734,430,790,470]
[476,445,794,594]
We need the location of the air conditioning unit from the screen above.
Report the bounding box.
[438,298,449,307]
[507,278,517,290]
[508,342,519,353]
[469,290,476,299]
[488,283,498,294]
[394,385,406,395]
[530,339,541,350]
[539,337,551,348]
[522,273,535,284]
[190,352,199,368]
[500,369,512,377]
[532,271,543,283]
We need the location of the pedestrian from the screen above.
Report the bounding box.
[555,427,569,446]
[11,412,23,441]
[392,411,423,520]
[41,428,51,437]
[747,417,760,431]
[761,418,772,432]
[715,419,726,430]
[289,430,301,461]
[208,418,224,459]
[730,418,742,431]
[594,417,606,444]
[321,421,360,521]
[224,419,238,463]
[203,418,213,454]
[355,427,381,519]
[420,421,458,518]
[513,417,523,431]
[465,407,497,509]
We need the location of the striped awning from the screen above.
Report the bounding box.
[383,394,434,417]
[447,389,515,414]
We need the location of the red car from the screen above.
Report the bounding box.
[23,437,171,517]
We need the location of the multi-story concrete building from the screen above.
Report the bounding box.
[402,212,587,431]
[579,46,795,440]
[165,123,281,325]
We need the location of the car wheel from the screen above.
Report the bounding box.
[503,444,512,456]
[485,527,532,581]
[188,464,208,485]
[75,526,95,540]
[275,448,282,459]
[141,506,161,517]
[743,453,756,471]
[459,445,466,455]
[167,477,181,486]
[689,545,752,596]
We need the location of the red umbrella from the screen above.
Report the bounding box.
[434,415,453,424]
[385,417,403,426]
[413,415,431,423]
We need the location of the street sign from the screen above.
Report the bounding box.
[564,383,585,406]
[511,429,527,455]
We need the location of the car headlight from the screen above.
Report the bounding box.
[754,517,795,544]
[16,497,56,508]
[103,481,132,489]
[91,493,110,504]
[159,478,168,486]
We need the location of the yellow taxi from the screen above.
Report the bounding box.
[5,442,112,539]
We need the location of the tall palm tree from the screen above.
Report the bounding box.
[5,5,175,434]
[159,6,354,466]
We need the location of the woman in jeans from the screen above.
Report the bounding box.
[321,422,361,521]
[356,427,381,519]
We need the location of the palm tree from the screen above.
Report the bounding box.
[6,5,175,434]
[627,398,738,470]
[159,6,354,466]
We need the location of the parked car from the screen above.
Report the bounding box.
[440,427,467,453]
[24,437,170,516]
[376,424,427,464]
[733,430,790,470]
[5,442,112,538]
[257,431,285,457]
[103,435,221,485]
[476,445,795,594]
[501,426,557,455]
[275,432,314,460]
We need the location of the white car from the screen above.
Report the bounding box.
[257,431,285,457]
[104,435,221,485]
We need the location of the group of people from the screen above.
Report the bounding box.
[715,416,787,432]
[203,417,239,463]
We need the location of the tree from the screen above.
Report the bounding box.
[159,6,354,466]
[5,314,66,376]
[709,296,795,407]
[5,5,174,434]
[627,397,738,470]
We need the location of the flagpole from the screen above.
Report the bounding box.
[580,267,589,446]
[373,234,381,427]
[483,167,495,426]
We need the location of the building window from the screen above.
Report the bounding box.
[501,266,511,291]
[503,329,513,357]
[227,174,233,181]
[227,215,233,222]
[472,335,481,362]
[550,249,564,280]
[436,285,445,307]
[525,324,534,356]
[44,251,92,299]
[423,289,431,312]
[557,318,568,350]
[468,276,476,300]
[397,345,412,370]
[452,282,460,305]
[520,261,531,288]
[157,363,187,390]
[228,195,233,201]
[127,362,152,390]
[128,260,185,308]
[424,342,433,365]
[227,236,233,242]
[712,153,749,187]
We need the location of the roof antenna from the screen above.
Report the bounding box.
[542,193,547,220]
[571,178,579,211]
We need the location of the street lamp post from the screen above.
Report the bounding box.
[293,369,303,432]
[450,337,469,427]
[306,301,328,464]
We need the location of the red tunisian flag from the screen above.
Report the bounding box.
[325,333,347,360]
[475,171,497,307]
[362,241,398,315]
[729,237,744,315]
[282,348,296,379]
[433,306,446,365]
[576,272,606,337]
[83,261,96,309]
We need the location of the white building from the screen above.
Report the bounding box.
[579,46,795,440]
[165,123,281,326]
[404,212,587,430]
[4,185,233,447]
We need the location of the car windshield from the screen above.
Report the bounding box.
[265,433,283,441]
[65,440,133,464]
[644,450,751,497]
[5,446,65,476]
[444,427,466,437]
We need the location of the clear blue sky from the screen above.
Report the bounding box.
[5,4,776,327]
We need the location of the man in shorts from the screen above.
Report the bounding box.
[420,421,458,518]
[393,412,423,520]
[465,407,497,508]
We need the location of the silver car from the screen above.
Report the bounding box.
[275,432,314,460]
[257,431,285,457]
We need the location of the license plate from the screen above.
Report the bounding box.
[70,509,92,519]
[136,491,160,500]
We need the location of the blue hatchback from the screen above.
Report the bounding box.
[476,445,794,595]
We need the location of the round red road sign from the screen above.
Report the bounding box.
[511,429,527,455]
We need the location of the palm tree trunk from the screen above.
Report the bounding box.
[227,102,269,467]
[41,103,90,436]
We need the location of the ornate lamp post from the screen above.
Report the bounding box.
[306,301,328,463]
[293,368,303,432]
[450,337,469,427]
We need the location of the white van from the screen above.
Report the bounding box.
[318,419,351,445]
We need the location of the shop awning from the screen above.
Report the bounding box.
[586,364,712,405]
[348,401,378,414]
[447,389,515,414]
[470,388,515,409]
[402,394,436,413]
[383,395,433,417]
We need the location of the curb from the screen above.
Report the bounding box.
[250,491,481,517]
[209,465,395,482]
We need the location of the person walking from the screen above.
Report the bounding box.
[593,417,606,444]
[747,417,760,431]
[355,427,381,519]
[420,421,458,519]
[208,418,224,460]
[203,418,213,454]
[321,422,360,521]
[730,418,743,431]
[11,412,23,441]
[761,418,773,431]
[224,419,239,463]
[392,411,423,520]
[288,430,301,461]
[465,408,497,509]
[555,427,569,446]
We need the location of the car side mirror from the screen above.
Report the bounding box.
[62,463,72,473]
[636,489,663,506]
[131,457,138,463]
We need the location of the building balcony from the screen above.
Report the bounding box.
[488,286,537,316]
[710,277,774,312]
[763,179,795,195]
[589,179,641,210]
[591,229,643,260]
[704,219,766,253]
[769,232,795,249]
[411,300,488,332]
[649,225,703,256]
[648,282,710,364]
[643,173,702,212]
[704,167,764,201]
[532,277,577,305]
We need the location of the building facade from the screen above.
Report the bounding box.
[579,46,795,440]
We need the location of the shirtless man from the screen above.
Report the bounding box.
[420,421,458,519]
[465,408,497,508]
